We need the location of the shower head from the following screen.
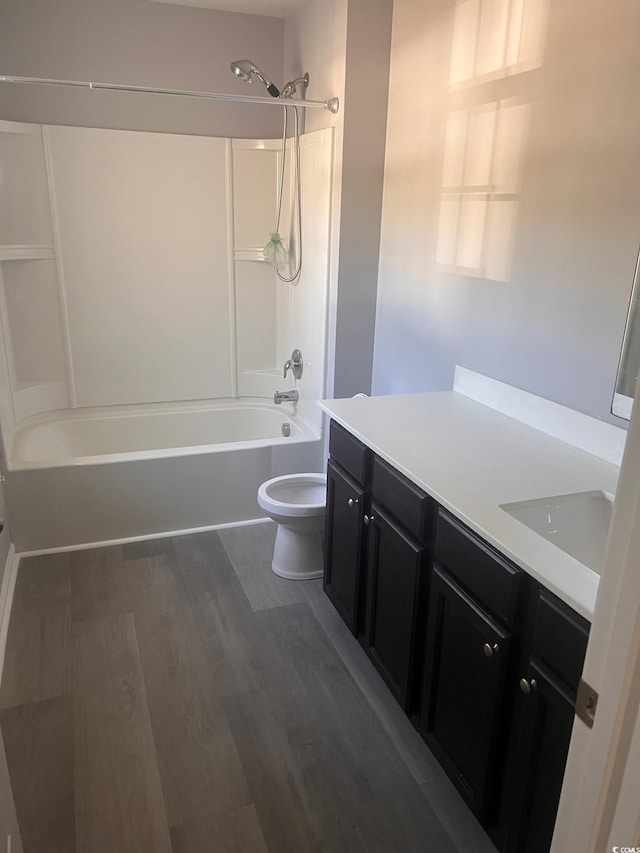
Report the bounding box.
[280,73,310,100]
[230,59,280,98]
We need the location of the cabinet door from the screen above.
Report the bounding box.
[323,460,367,634]
[502,659,576,853]
[420,566,511,822]
[364,504,426,712]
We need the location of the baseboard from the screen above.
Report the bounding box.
[0,544,19,689]
[18,516,272,558]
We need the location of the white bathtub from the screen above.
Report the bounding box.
[5,398,324,553]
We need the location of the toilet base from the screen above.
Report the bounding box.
[272,523,324,580]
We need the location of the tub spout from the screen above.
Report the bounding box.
[274,390,299,405]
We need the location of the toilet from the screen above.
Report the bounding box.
[257,472,327,579]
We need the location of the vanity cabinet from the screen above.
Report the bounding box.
[421,565,512,821]
[322,419,590,853]
[323,424,435,714]
[503,660,576,853]
[323,422,371,635]
[364,457,435,714]
[365,508,426,711]
[499,591,589,853]
[420,511,589,849]
[324,460,368,633]
[421,511,523,822]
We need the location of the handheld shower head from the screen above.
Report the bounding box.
[230,59,280,98]
[230,59,253,82]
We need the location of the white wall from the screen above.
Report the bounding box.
[47,125,234,407]
[373,0,640,425]
[284,0,393,399]
[285,0,347,403]
[0,0,284,139]
[232,129,334,429]
[291,128,334,428]
[0,119,334,418]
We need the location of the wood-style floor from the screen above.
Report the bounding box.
[0,523,496,853]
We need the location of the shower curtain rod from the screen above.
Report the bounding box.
[0,75,340,114]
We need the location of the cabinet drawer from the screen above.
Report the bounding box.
[372,456,434,544]
[531,590,589,693]
[329,420,370,485]
[435,511,523,627]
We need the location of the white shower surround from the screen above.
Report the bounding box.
[0,123,333,428]
[6,399,323,552]
[0,123,334,552]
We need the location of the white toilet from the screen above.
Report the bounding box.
[257,472,327,580]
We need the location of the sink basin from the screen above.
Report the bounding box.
[500,490,613,573]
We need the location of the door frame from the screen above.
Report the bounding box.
[552,376,640,851]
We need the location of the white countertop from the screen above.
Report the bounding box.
[319,391,621,621]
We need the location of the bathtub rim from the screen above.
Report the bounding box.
[4,396,321,472]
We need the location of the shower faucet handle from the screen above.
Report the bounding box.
[283,349,304,380]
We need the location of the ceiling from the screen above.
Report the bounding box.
[149,0,311,18]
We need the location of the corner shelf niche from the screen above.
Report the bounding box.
[231,138,291,399]
[0,121,71,424]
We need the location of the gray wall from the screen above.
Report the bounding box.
[332,0,393,397]
[0,0,284,138]
[373,0,640,426]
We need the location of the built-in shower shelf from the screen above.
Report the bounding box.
[234,248,268,263]
[0,244,55,261]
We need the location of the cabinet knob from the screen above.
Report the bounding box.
[483,642,500,658]
[364,514,374,526]
[348,498,359,508]
[520,678,538,695]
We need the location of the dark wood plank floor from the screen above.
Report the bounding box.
[0,529,461,853]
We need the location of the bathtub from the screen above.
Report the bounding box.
[4,398,324,553]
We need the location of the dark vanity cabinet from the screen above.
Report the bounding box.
[323,422,371,635]
[324,423,436,715]
[421,510,590,849]
[322,419,590,853]
[364,457,435,715]
[421,566,513,821]
[421,512,522,822]
[498,590,590,853]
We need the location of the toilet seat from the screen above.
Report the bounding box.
[258,473,327,518]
